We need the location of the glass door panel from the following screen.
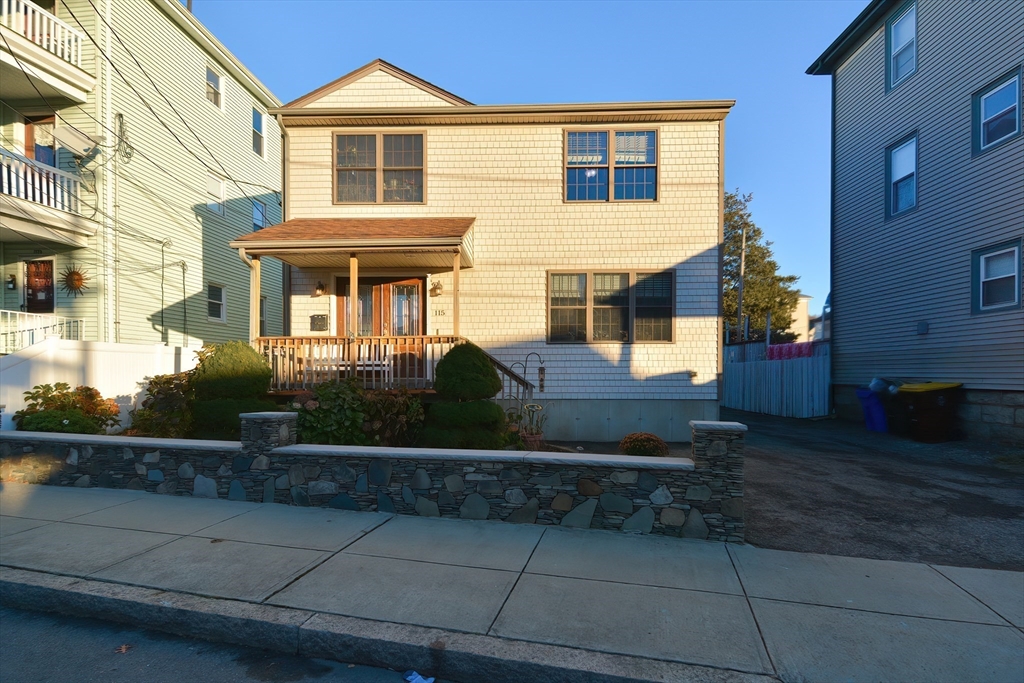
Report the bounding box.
[391,284,420,336]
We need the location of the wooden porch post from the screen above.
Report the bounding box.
[249,255,261,342]
[349,253,358,376]
[452,250,460,337]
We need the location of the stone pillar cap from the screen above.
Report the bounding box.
[240,412,297,420]
[688,420,748,432]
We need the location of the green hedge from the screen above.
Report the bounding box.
[191,341,271,401]
[191,398,277,440]
[19,409,102,434]
[426,400,505,430]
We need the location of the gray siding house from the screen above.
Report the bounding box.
[808,0,1023,444]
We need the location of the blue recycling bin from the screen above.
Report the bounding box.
[855,388,888,433]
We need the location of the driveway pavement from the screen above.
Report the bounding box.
[1,483,1022,682]
[729,409,1024,571]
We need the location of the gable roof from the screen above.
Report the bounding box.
[807,0,898,76]
[282,59,473,109]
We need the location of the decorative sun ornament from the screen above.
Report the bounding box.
[59,264,90,297]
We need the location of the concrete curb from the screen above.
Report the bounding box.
[0,567,777,683]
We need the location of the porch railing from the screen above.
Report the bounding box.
[0,309,85,354]
[1,0,83,68]
[257,335,534,403]
[1,147,81,215]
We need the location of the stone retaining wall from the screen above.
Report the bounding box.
[0,415,746,541]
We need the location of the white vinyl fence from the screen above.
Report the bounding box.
[0,336,201,430]
[723,343,831,418]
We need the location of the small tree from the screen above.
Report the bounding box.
[723,191,800,342]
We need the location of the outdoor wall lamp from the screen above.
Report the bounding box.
[429,281,443,297]
[5,274,15,290]
[313,281,327,297]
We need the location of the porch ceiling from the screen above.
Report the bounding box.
[229,217,475,270]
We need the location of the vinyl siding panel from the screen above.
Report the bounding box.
[286,119,723,401]
[831,0,1024,391]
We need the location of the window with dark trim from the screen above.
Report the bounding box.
[548,271,674,343]
[207,283,226,322]
[886,133,917,218]
[335,133,424,203]
[252,108,264,157]
[886,2,916,91]
[972,69,1021,154]
[565,130,657,201]
[972,240,1021,314]
[259,296,267,336]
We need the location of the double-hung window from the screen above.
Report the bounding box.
[565,130,657,201]
[207,283,226,322]
[206,67,222,108]
[886,134,917,217]
[973,70,1021,154]
[548,271,674,343]
[334,133,424,203]
[973,241,1021,313]
[206,174,224,215]
[252,108,264,157]
[887,3,916,90]
[252,199,267,231]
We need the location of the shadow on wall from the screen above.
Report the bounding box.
[140,194,283,346]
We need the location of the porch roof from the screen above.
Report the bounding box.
[229,217,475,270]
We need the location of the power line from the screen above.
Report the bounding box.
[66,0,271,214]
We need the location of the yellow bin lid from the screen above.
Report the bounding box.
[898,382,963,393]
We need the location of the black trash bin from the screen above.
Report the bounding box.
[897,383,963,443]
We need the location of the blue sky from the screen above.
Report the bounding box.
[190,0,867,316]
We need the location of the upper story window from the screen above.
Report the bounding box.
[886,134,917,218]
[206,67,223,108]
[887,3,916,90]
[252,199,267,231]
[548,271,673,343]
[252,108,264,157]
[334,133,424,204]
[972,241,1021,314]
[206,174,224,215]
[565,130,657,201]
[973,70,1021,154]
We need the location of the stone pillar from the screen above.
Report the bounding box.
[240,412,298,457]
[689,420,747,542]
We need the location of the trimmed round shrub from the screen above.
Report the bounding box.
[421,425,505,451]
[433,343,501,401]
[427,400,505,430]
[191,341,272,401]
[191,398,277,440]
[618,432,669,457]
[19,409,102,435]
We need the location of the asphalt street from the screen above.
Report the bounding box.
[0,606,419,683]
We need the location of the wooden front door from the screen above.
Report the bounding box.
[336,277,425,336]
[25,260,54,314]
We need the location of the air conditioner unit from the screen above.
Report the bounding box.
[53,126,103,157]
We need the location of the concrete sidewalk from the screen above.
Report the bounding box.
[0,483,1021,683]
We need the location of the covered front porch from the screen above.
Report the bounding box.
[230,217,531,400]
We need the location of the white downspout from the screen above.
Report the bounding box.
[277,114,290,336]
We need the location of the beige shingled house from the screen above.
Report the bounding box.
[232,60,732,441]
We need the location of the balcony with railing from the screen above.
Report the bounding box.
[0,309,84,354]
[258,335,534,404]
[0,0,93,103]
[0,146,80,214]
[1,0,81,67]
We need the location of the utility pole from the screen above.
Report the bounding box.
[736,224,747,343]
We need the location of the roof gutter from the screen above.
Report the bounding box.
[806,0,894,76]
[272,100,735,118]
[229,237,466,250]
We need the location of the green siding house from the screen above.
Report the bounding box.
[1,0,283,351]
[809,0,1023,444]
